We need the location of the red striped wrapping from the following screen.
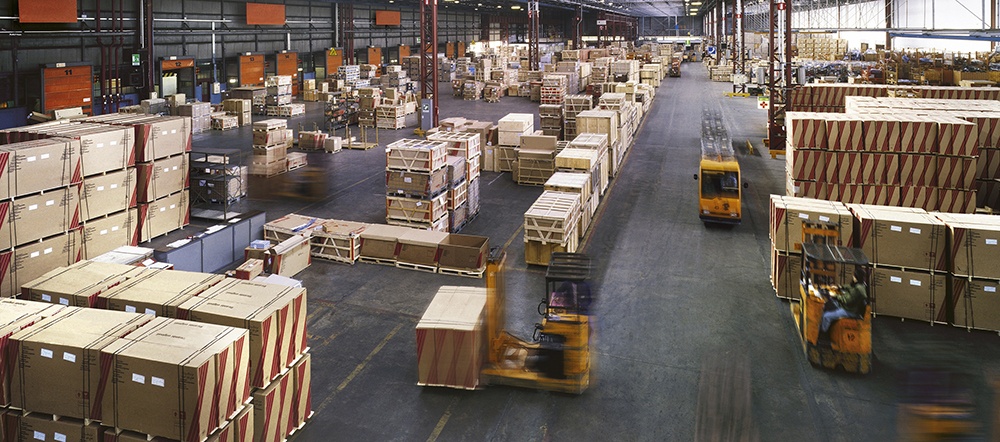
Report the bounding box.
[840,184,897,205]
[900,154,937,187]
[787,112,828,149]
[936,117,979,157]
[787,148,824,181]
[825,114,864,151]
[899,186,938,211]
[957,114,1000,149]
[862,118,901,152]
[786,178,825,199]
[823,152,838,183]
[937,189,977,213]
[899,117,938,153]
[977,148,1000,180]
[835,152,892,184]
[936,156,977,190]
[975,179,1000,209]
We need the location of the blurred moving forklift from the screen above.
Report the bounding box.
[479,249,594,394]
[695,110,747,224]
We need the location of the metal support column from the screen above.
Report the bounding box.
[575,5,583,50]
[884,0,892,50]
[420,0,439,127]
[481,14,490,43]
[767,0,789,150]
[528,0,540,70]
[340,3,355,64]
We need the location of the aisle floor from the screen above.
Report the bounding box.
[187,64,1000,441]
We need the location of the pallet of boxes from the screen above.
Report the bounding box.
[178,101,212,134]
[560,133,610,198]
[3,260,314,442]
[251,119,290,177]
[428,131,483,232]
[266,75,294,116]
[576,109,622,179]
[385,139,451,231]
[524,190,581,266]
[497,113,535,177]
[517,133,558,186]
[264,213,369,264]
[563,94,594,141]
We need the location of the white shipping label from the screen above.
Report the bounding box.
[110,184,118,189]
[125,305,137,313]
[97,186,105,191]
[171,129,177,134]
[46,200,54,206]
[910,279,922,287]
[40,348,53,358]
[28,204,38,211]
[404,177,412,183]
[162,130,169,136]
[33,431,45,441]
[30,251,40,258]
[909,227,921,235]
[172,166,178,171]
[987,239,998,246]
[890,276,902,283]
[132,373,145,384]
[54,434,66,442]
[144,308,156,316]
[97,143,104,148]
[798,213,810,220]
[41,294,51,302]
[160,207,166,212]
[151,376,165,387]
[163,167,169,173]
[170,204,176,209]
[58,297,69,305]
[63,352,76,363]
[27,156,36,162]
[83,97,91,102]
[110,141,118,146]
[111,226,119,232]
[100,229,108,235]
[43,248,52,254]
[890,225,902,232]
[818,216,830,222]
[41,154,49,160]
[986,286,998,293]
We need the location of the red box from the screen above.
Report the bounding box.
[787,112,828,149]
[937,189,977,213]
[936,117,979,157]
[899,118,938,153]
[862,118,901,152]
[787,148,824,181]
[977,148,1000,180]
[936,156,977,190]
[825,114,864,151]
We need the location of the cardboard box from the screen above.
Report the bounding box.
[824,114,864,151]
[138,190,189,242]
[291,352,313,430]
[898,186,938,211]
[267,234,311,277]
[15,413,102,442]
[231,405,254,442]
[899,117,938,154]
[385,167,448,198]
[0,299,66,406]
[0,138,82,200]
[851,205,948,271]
[899,154,937,187]
[137,154,190,203]
[81,208,140,259]
[937,189,976,213]
[21,260,146,308]
[437,234,489,271]
[936,156,976,190]
[101,325,219,441]
[861,117,901,152]
[519,134,558,152]
[785,112,828,149]
[871,267,946,323]
[415,286,487,390]
[0,229,82,298]
[79,167,138,220]
[84,114,191,162]
[769,195,855,252]
[396,229,449,267]
[935,116,978,157]
[951,277,1000,330]
[98,268,225,316]
[253,369,291,442]
[9,308,150,420]
[39,125,135,176]
[89,245,154,265]
[942,218,1000,279]
[178,279,306,388]
[770,250,802,300]
[445,155,466,187]
[786,148,824,182]
[976,148,1000,181]
[0,187,81,250]
[235,258,265,280]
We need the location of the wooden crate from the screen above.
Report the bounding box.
[386,213,450,232]
[448,180,468,210]
[386,192,449,223]
[415,286,487,389]
[377,116,407,129]
[428,131,482,159]
[524,232,579,266]
[265,214,367,263]
[516,149,556,186]
[386,139,449,172]
[286,152,308,171]
[249,159,287,177]
[575,110,620,146]
[524,191,581,244]
[211,115,238,131]
[497,146,518,173]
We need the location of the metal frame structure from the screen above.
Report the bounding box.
[420,0,439,127]
[339,3,355,64]
[767,0,792,150]
[529,0,541,70]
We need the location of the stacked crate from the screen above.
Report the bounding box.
[223,98,253,127]
[416,286,487,390]
[385,139,451,231]
[575,110,621,179]
[337,64,364,88]
[599,92,637,155]
[565,133,610,195]
[935,212,1000,330]
[382,65,410,90]
[541,75,567,105]
[524,191,581,266]
[456,58,473,78]
[484,82,504,102]
[544,172,594,238]
[266,75,293,109]
[768,196,855,300]
[265,214,369,264]
[539,104,563,138]
[497,113,534,173]
[517,134,558,186]
[463,79,484,101]
[563,94,594,140]
[428,131,482,229]
[177,102,211,134]
[82,114,192,250]
[640,63,662,87]
[611,60,639,82]
[475,58,492,82]
[358,87,382,127]
[250,119,289,177]
[376,104,407,129]
[229,86,267,115]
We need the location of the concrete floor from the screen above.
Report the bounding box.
[187,65,1000,441]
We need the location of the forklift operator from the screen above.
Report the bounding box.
[820,271,868,334]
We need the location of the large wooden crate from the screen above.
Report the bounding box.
[575,110,620,146]
[386,192,449,223]
[556,147,605,197]
[524,232,579,266]
[428,131,482,159]
[386,139,449,172]
[545,172,594,238]
[265,214,369,264]
[524,191,581,245]
[415,286,487,390]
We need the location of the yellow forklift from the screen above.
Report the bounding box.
[479,249,593,394]
[695,110,746,224]
[791,221,872,374]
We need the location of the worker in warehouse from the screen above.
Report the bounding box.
[819,269,868,341]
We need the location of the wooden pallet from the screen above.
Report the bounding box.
[395,261,438,273]
[437,266,485,279]
[359,256,396,266]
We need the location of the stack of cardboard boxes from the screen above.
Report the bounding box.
[356,222,490,276]
[415,286,488,390]
[229,86,267,116]
[576,109,621,178]
[517,133,558,186]
[385,139,451,231]
[563,94,594,141]
[539,104,564,139]
[250,119,290,177]
[497,113,535,174]
[358,87,382,127]
[428,131,482,232]
[559,134,609,197]
[177,102,212,134]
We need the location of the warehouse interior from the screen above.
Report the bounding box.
[3,0,1000,440]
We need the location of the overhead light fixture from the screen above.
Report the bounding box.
[511,4,520,9]
[497,5,502,7]
[477,2,482,5]
[691,1,701,4]
[689,11,697,15]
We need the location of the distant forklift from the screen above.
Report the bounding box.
[694,110,746,224]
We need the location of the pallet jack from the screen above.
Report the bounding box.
[479,249,593,394]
